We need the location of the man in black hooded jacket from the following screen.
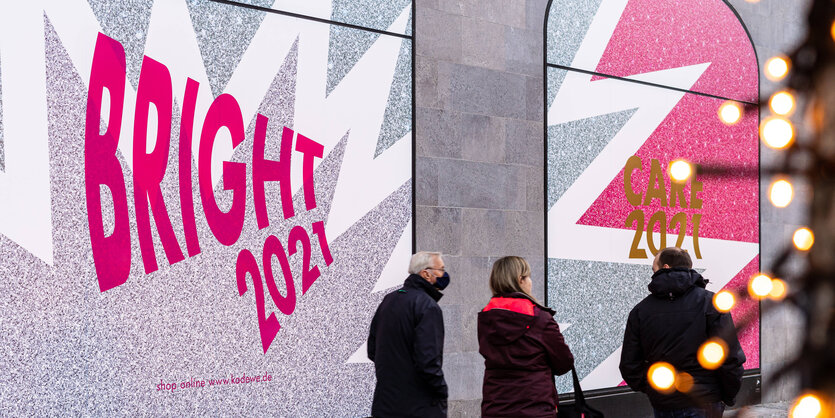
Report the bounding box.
[367,251,451,417]
[619,247,746,418]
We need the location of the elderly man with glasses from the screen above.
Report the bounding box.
[367,251,451,418]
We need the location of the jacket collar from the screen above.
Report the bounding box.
[648,268,707,300]
[491,292,554,315]
[404,274,444,302]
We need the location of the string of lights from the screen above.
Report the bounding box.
[647,1,835,416]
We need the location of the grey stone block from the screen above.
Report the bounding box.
[460,209,508,256]
[461,0,525,28]
[444,351,485,400]
[505,26,542,77]
[442,303,464,353]
[416,205,462,255]
[461,17,506,71]
[440,256,493,306]
[436,0,462,15]
[438,160,525,209]
[416,156,440,206]
[506,118,543,166]
[448,398,483,417]
[526,0,549,31]
[416,57,440,109]
[460,113,506,163]
[505,210,544,256]
[416,107,462,158]
[415,0,440,12]
[525,165,544,213]
[526,75,544,121]
[451,65,526,118]
[460,303,482,352]
[437,60,455,110]
[416,7,462,61]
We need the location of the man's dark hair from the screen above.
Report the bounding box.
[657,247,692,269]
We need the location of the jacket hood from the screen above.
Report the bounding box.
[403,274,443,302]
[648,268,707,300]
[479,293,548,345]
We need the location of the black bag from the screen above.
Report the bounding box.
[557,367,605,418]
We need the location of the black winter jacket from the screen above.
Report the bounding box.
[478,293,574,417]
[368,274,447,417]
[619,268,746,410]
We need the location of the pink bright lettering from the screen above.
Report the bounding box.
[252,116,295,228]
[198,94,247,246]
[178,78,201,257]
[84,33,131,292]
[133,56,185,273]
[294,133,324,211]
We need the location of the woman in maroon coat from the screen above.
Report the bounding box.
[478,256,574,417]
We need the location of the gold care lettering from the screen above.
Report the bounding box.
[621,156,703,259]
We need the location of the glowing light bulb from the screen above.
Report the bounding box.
[769,278,787,300]
[765,56,790,81]
[713,291,735,313]
[760,117,795,149]
[793,227,814,251]
[769,179,794,208]
[718,101,742,125]
[791,393,825,418]
[832,20,835,44]
[669,160,692,182]
[749,274,774,299]
[648,362,676,393]
[697,338,728,370]
[769,91,796,116]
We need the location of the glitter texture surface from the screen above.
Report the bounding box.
[331,0,411,34]
[185,0,275,97]
[593,0,757,102]
[546,66,567,110]
[1,1,412,415]
[577,91,759,243]
[545,0,759,392]
[546,0,602,66]
[87,0,154,88]
[548,258,652,393]
[547,108,636,208]
[375,38,412,157]
[326,1,411,95]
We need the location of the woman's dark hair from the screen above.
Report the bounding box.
[657,247,693,269]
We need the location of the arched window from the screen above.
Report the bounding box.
[544,0,759,395]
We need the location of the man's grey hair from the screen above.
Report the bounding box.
[408,251,442,274]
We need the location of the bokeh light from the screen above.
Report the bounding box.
[648,362,676,393]
[669,160,692,182]
[769,179,794,208]
[768,278,787,300]
[793,227,815,251]
[749,274,774,299]
[713,291,735,313]
[718,101,742,125]
[697,338,728,370]
[765,56,790,81]
[760,117,795,149]
[791,393,827,418]
[675,372,694,393]
[769,91,796,116]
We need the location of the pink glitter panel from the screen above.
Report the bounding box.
[723,256,760,369]
[577,92,759,243]
[592,0,757,102]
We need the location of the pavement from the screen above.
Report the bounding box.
[728,401,791,417]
